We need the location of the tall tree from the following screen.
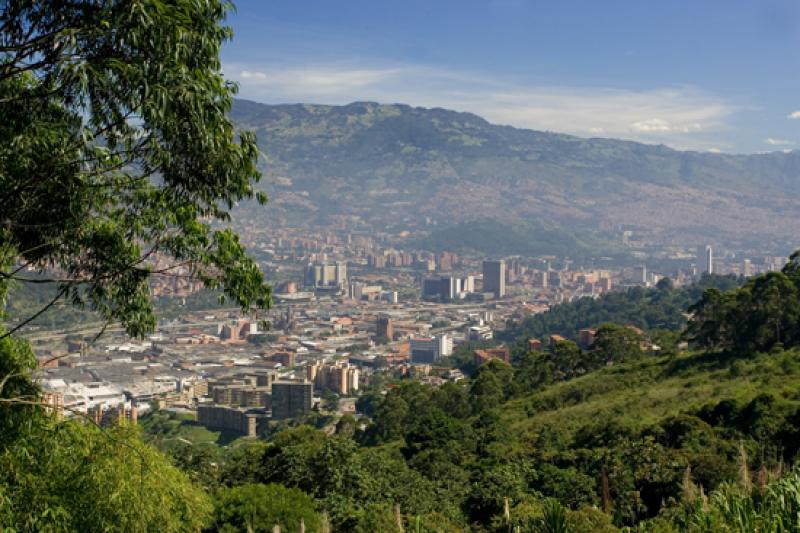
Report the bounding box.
[1,0,270,341]
[0,3,270,529]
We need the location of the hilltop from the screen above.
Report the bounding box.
[231,98,800,251]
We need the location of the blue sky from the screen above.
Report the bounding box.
[221,0,800,153]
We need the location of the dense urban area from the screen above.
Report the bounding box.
[29,231,789,438]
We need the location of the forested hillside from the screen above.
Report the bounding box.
[231,98,800,248]
[499,273,742,350]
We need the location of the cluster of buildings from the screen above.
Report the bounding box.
[32,217,797,443]
[306,361,359,395]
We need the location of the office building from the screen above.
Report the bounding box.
[422,276,458,300]
[633,265,647,285]
[468,325,493,341]
[422,275,475,301]
[410,337,439,363]
[437,334,453,357]
[349,282,383,301]
[305,261,348,289]
[271,380,313,419]
[483,260,506,298]
[376,314,394,340]
[410,333,452,363]
[462,275,475,293]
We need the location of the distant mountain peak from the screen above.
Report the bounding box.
[230,98,800,249]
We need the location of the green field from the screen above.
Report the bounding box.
[139,410,246,448]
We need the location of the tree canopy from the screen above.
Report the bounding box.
[1,0,270,339]
[0,2,270,531]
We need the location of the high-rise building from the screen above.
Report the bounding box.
[634,265,647,285]
[742,258,753,277]
[335,261,347,286]
[376,314,394,340]
[483,260,506,298]
[703,245,714,274]
[271,380,313,419]
[437,251,456,271]
[422,276,456,300]
[436,334,453,357]
[462,276,475,293]
[305,262,348,289]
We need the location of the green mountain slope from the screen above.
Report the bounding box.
[501,348,800,446]
[231,99,800,248]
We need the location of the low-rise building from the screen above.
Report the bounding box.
[473,346,510,367]
[197,405,265,437]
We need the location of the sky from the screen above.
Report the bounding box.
[221,0,800,153]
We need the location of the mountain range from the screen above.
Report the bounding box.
[230,98,800,254]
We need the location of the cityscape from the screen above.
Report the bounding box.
[3,1,800,531]
[31,235,790,437]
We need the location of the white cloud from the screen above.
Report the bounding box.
[240,70,267,80]
[766,137,794,145]
[225,62,736,151]
[631,118,702,133]
[788,111,800,119]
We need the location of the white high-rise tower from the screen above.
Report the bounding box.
[703,245,714,274]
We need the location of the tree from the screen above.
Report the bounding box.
[551,339,584,378]
[685,288,736,350]
[1,0,270,340]
[0,420,212,531]
[470,359,513,413]
[656,277,674,291]
[589,323,645,365]
[370,391,410,443]
[747,272,799,351]
[321,390,340,412]
[212,483,320,533]
[0,5,270,529]
[684,265,800,354]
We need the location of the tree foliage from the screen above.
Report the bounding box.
[0,420,212,531]
[501,273,741,355]
[686,263,800,353]
[1,0,270,338]
[0,3,269,531]
[211,483,319,533]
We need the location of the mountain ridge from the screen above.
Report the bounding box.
[230,98,800,250]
